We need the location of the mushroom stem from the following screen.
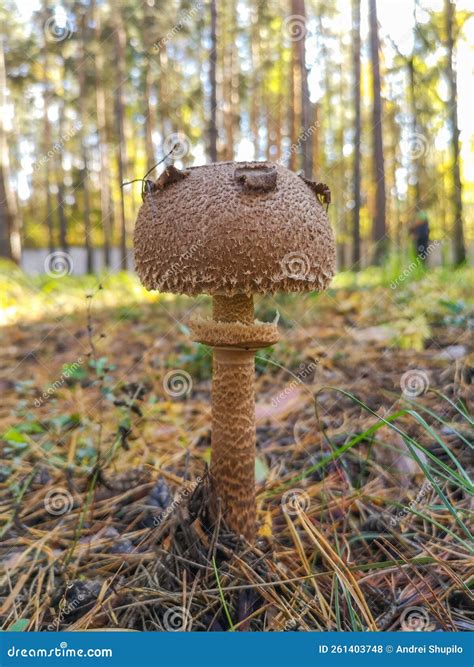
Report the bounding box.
[211,347,256,540]
[210,294,257,540]
[213,294,254,325]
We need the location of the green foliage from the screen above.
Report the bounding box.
[170,343,211,381]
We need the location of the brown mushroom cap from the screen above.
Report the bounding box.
[133,161,336,296]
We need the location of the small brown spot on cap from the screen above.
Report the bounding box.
[234,163,277,192]
[155,165,190,191]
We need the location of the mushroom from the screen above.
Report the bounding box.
[134,161,336,541]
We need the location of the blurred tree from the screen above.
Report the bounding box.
[291,0,312,176]
[209,0,218,162]
[78,4,93,272]
[368,0,387,263]
[351,0,361,267]
[56,61,68,254]
[0,38,20,260]
[444,0,466,265]
[40,1,55,255]
[92,0,113,267]
[113,8,128,268]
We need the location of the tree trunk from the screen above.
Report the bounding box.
[288,35,298,171]
[56,86,68,254]
[250,6,261,160]
[0,38,20,261]
[292,0,312,176]
[209,0,218,162]
[92,0,113,268]
[142,4,156,168]
[351,0,361,268]
[113,10,128,269]
[39,0,55,254]
[368,0,387,264]
[407,56,421,209]
[79,10,93,273]
[222,4,235,160]
[143,61,155,167]
[444,0,466,265]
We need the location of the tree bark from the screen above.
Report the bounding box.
[222,4,235,160]
[39,0,54,254]
[92,0,113,268]
[209,0,218,162]
[113,10,128,269]
[288,34,298,171]
[142,3,156,168]
[56,83,68,254]
[444,0,466,265]
[0,38,20,261]
[407,55,421,209]
[290,0,312,176]
[143,61,155,167]
[79,10,93,273]
[352,0,362,267]
[368,0,387,264]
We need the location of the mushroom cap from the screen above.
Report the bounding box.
[133,161,336,296]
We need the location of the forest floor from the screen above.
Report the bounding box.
[0,261,472,632]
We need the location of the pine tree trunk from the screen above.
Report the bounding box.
[56,86,68,254]
[407,56,421,209]
[92,0,113,268]
[222,4,235,160]
[39,0,54,254]
[209,0,218,162]
[79,10,93,273]
[114,10,128,269]
[292,0,312,177]
[250,5,261,160]
[445,0,466,265]
[142,4,156,169]
[352,0,362,267]
[368,0,387,264]
[288,37,298,172]
[0,38,16,260]
[143,61,155,167]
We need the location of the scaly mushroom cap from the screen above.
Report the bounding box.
[134,161,336,296]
